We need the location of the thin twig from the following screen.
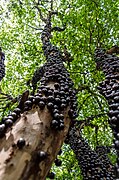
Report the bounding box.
[51,26,66,32]
[0,92,13,100]
[50,0,53,11]
[34,5,47,22]
[37,0,40,5]
[28,24,43,31]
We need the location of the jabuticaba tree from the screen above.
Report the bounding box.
[67,123,115,180]
[0,10,78,180]
[94,47,119,179]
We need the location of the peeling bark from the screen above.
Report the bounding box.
[0,5,78,180]
[0,105,70,180]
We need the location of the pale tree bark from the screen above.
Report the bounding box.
[0,98,70,180]
[0,3,77,180]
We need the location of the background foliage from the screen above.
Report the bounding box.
[0,0,118,179]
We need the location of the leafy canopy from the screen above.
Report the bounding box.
[0,0,118,179]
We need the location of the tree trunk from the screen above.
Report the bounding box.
[0,10,78,180]
[0,101,70,180]
[95,48,119,178]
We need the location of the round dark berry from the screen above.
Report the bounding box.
[53,113,60,119]
[24,100,32,107]
[14,108,21,115]
[39,101,45,109]
[47,89,53,95]
[10,112,18,121]
[53,109,59,114]
[17,138,26,149]
[59,123,64,130]
[47,102,54,110]
[55,159,62,166]
[51,120,58,129]
[25,106,32,111]
[40,96,46,103]
[54,90,59,96]
[47,96,54,102]
[54,83,60,89]
[34,95,41,104]
[60,103,66,109]
[7,115,14,120]
[5,119,13,127]
[53,105,58,109]
[47,172,55,179]
[37,151,47,161]
[55,97,61,105]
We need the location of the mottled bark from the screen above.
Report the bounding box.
[0,100,70,180]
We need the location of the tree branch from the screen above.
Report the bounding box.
[51,26,66,32]
[34,5,47,23]
[28,24,43,31]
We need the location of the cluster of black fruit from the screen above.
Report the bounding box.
[0,11,78,180]
[0,107,21,138]
[30,17,78,130]
[0,47,5,81]
[95,48,119,178]
[24,75,77,131]
[0,12,78,145]
[0,48,22,138]
[67,126,115,180]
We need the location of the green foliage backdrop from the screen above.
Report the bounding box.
[0,0,118,179]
